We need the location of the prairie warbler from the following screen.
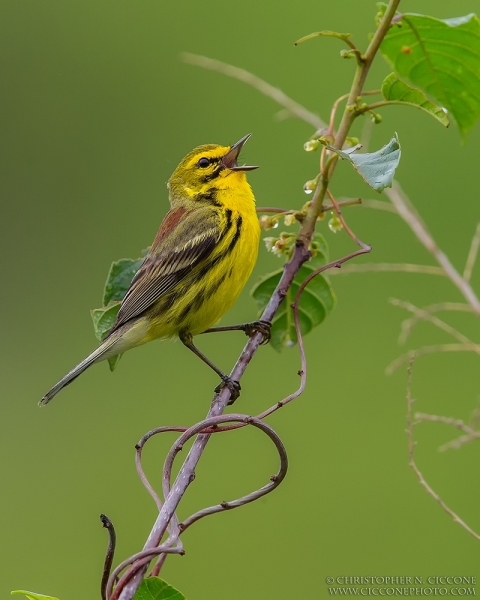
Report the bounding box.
[40,134,269,406]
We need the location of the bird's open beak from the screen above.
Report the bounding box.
[222,133,259,171]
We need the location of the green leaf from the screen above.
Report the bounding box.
[91,303,121,342]
[103,257,144,306]
[325,134,401,192]
[380,12,480,137]
[90,303,122,371]
[295,30,352,45]
[92,252,145,372]
[133,577,186,600]
[381,73,450,127]
[11,592,59,600]
[251,234,336,351]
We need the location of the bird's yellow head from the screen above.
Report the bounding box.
[168,134,258,203]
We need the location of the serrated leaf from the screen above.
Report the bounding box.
[251,235,336,351]
[380,12,480,137]
[295,30,352,46]
[90,303,122,371]
[133,577,186,600]
[11,592,59,600]
[103,257,144,306]
[381,73,450,127]
[326,134,401,192]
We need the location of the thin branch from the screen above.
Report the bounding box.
[182,53,326,130]
[327,263,446,277]
[389,298,474,346]
[326,189,370,250]
[415,412,480,436]
[256,197,363,216]
[328,93,349,136]
[463,223,480,282]
[415,412,480,452]
[386,343,480,375]
[470,399,480,429]
[358,198,399,213]
[385,181,480,314]
[258,250,371,421]
[406,361,480,541]
[394,302,474,344]
[100,514,117,600]
[135,426,188,512]
[439,433,480,452]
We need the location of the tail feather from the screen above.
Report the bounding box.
[39,338,118,406]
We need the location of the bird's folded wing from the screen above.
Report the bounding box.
[110,206,220,331]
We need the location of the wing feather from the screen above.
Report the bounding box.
[109,206,221,332]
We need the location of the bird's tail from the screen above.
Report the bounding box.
[39,337,118,407]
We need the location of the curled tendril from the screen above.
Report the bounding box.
[107,415,287,599]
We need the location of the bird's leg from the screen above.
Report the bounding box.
[179,331,241,403]
[201,320,271,345]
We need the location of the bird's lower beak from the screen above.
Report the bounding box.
[222,133,259,172]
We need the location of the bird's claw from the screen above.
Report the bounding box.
[215,376,241,404]
[244,320,271,345]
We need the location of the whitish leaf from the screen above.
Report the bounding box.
[380,12,480,136]
[325,134,401,192]
[252,234,335,351]
[11,592,59,600]
[381,73,450,127]
[133,577,186,600]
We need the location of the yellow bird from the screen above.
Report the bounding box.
[40,134,270,406]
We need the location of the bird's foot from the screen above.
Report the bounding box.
[215,376,241,404]
[243,320,271,345]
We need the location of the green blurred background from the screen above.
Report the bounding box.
[2,0,479,597]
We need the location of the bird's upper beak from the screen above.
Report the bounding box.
[222,133,259,172]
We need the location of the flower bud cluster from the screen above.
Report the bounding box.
[264,232,296,258]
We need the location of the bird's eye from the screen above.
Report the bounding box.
[197,157,211,168]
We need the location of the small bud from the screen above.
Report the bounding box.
[346,137,360,147]
[371,112,383,124]
[259,215,272,230]
[328,212,343,233]
[284,213,296,226]
[303,178,318,194]
[340,49,355,59]
[272,239,286,257]
[263,237,276,252]
[309,240,319,258]
[304,139,321,152]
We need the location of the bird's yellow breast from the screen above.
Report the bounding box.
[144,176,260,340]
